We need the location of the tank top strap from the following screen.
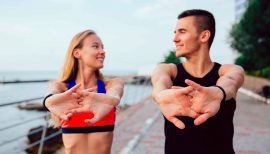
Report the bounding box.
[176,63,189,78]
[207,62,221,79]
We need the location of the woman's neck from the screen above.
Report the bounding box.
[76,66,98,89]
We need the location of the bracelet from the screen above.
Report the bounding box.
[213,85,226,103]
[42,94,54,111]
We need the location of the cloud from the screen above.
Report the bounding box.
[133,0,187,19]
[0,0,236,72]
[47,0,86,5]
[133,3,160,18]
[0,23,34,36]
[119,0,134,4]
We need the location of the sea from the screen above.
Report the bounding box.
[0,70,152,154]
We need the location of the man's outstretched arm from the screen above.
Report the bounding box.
[151,64,197,129]
[151,63,176,102]
[217,64,245,100]
[184,64,245,126]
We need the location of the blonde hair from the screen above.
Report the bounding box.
[59,29,104,83]
[52,30,104,127]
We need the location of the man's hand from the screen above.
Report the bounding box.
[185,79,223,126]
[155,86,197,129]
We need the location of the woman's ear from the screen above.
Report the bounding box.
[200,30,211,43]
[73,49,81,58]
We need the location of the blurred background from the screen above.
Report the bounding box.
[0,0,269,154]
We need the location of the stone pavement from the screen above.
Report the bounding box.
[55,91,270,154]
[112,97,163,154]
[233,92,270,154]
[113,92,270,154]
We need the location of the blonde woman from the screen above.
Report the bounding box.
[44,30,124,154]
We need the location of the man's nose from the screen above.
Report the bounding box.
[173,34,179,43]
[100,49,105,54]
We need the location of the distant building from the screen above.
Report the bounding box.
[235,0,249,21]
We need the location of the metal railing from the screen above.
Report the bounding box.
[0,76,153,154]
[0,97,58,154]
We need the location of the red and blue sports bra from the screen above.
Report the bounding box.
[61,80,115,133]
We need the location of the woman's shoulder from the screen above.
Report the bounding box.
[48,80,68,93]
[104,78,124,89]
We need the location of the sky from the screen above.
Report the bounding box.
[0,0,236,74]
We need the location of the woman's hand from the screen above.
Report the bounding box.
[46,84,83,121]
[70,92,115,124]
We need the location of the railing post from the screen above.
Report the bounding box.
[38,113,49,154]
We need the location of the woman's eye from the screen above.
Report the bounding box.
[92,45,98,49]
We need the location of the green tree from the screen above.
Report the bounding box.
[162,50,181,64]
[229,0,270,78]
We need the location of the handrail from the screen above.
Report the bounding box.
[0,97,43,107]
[0,114,47,131]
[11,129,62,154]
[0,79,49,84]
[0,127,44,147]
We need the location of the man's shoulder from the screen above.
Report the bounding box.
[152,63,179,79]
[157,63,178,73]
[219,64,244,71]
[218,63,244,75]
[157,63,177,67]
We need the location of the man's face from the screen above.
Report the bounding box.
[173,16,201,58]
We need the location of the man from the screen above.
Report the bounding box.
[152,9,244,154]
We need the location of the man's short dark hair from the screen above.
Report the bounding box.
[178,9,215,48]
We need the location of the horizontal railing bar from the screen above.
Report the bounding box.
[8,129,61,154]
[0,97,43,107]
[0,127,46,147]
[0,113,48,131]
[10,130,62,154]
[0,79,49,84]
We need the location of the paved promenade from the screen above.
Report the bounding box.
[56,91,270,154]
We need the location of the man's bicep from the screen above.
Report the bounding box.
[152,64,176,83]
[219,64,244,86]
[151,64,177,93]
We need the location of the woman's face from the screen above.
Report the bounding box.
[75,34,105,70]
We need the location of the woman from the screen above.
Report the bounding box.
[44,29,124,154]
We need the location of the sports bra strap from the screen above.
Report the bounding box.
[67,80,106,93]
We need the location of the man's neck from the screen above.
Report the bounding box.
[183,48,213,78]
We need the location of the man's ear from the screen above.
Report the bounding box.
[200,30,211,44]
[73,49,81,58]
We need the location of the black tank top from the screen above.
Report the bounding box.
[164,62,236,154]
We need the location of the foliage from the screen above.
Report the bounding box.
[162,50,181,64]
[229,0,270,78]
